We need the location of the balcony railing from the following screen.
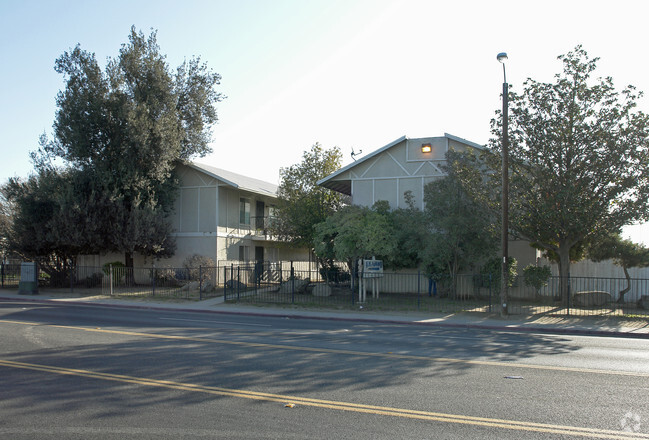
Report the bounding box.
[251,216,276,238]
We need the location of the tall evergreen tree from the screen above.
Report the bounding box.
[30,27,223,267]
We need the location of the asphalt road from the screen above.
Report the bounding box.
[0,300,648,439]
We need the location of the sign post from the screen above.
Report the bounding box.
[363,258,383,300]
[358,259,365,303]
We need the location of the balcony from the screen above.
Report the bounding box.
[250,216,277,240]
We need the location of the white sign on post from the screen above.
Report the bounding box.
[363,259,383,278]
[359,258,383,301]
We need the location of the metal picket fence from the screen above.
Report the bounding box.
[1,263,104,289]
[3,261,649,318]
[222,266,497,313]
[221,265,649,318]
[0,263,21,288]
[101,264,222,300]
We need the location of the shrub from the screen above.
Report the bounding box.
[523,264,552,294]
[84,272,103,288]
[155,267,181,286]
[183,254,215,281]
[479,256,518,289]
[319,266,350,284]
[102,261,125,285]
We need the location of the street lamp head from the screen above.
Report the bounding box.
[497,52,508,63]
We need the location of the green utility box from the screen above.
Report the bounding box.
[18,262,38,295]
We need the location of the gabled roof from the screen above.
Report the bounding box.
[316,135,406,193]
[187,162,278,197]
[316,133,485,195]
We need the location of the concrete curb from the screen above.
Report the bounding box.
[2,295,648,339]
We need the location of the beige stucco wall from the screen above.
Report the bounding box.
[374,179,398,209]
[557,259,649,279]
[220,187,240,232]
[279,246,311,262]
[352,180,374,207]
[510,240,539,271]
[172,172,288,267]
[447,138,473,154]
[173,165,220,234]
[78,251,157,270]
[79,164,310,269]
[169,235,217,267]
[179,187,199,232]
[344,138,450,210]
[199,187,217,232]
[408,137,447,161]
[326,136,483,211]
[396,178,418,208]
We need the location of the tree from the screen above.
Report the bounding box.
[522,264,552,298]
[423,151,499,294]
[488,46,649,302]
[272,143,346,260]
[29,27,222,268]
[3,169,89,284]
[0,190,12,260]
[313,203,397,273]
[479,256,518,292]
[388,191,429,269]
[588,233,649,303]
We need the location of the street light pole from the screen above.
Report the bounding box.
[497,52,509,317]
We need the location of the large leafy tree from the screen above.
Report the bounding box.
[488,46,649,302]
[272,143,346,258]
[3,169,89,284]
[423,151,499,293]
[313,202,397,273]
[388,191,429,269]
[28,27,223,268]
[313,197,428,275]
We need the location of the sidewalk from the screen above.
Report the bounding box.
[1,288,648,338]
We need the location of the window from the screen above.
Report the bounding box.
[239,198,250,225]
[266,205,277,229]
[239,245,249,261]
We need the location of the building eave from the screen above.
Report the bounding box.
[184,162,279,198]
[316,135,407,194]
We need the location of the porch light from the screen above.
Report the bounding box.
[421,143,432,153]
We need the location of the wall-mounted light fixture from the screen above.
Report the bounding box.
[421,143,432,153]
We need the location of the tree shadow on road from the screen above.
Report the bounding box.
[0,302,595,424]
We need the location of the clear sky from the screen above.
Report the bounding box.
[1,0,648,244]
